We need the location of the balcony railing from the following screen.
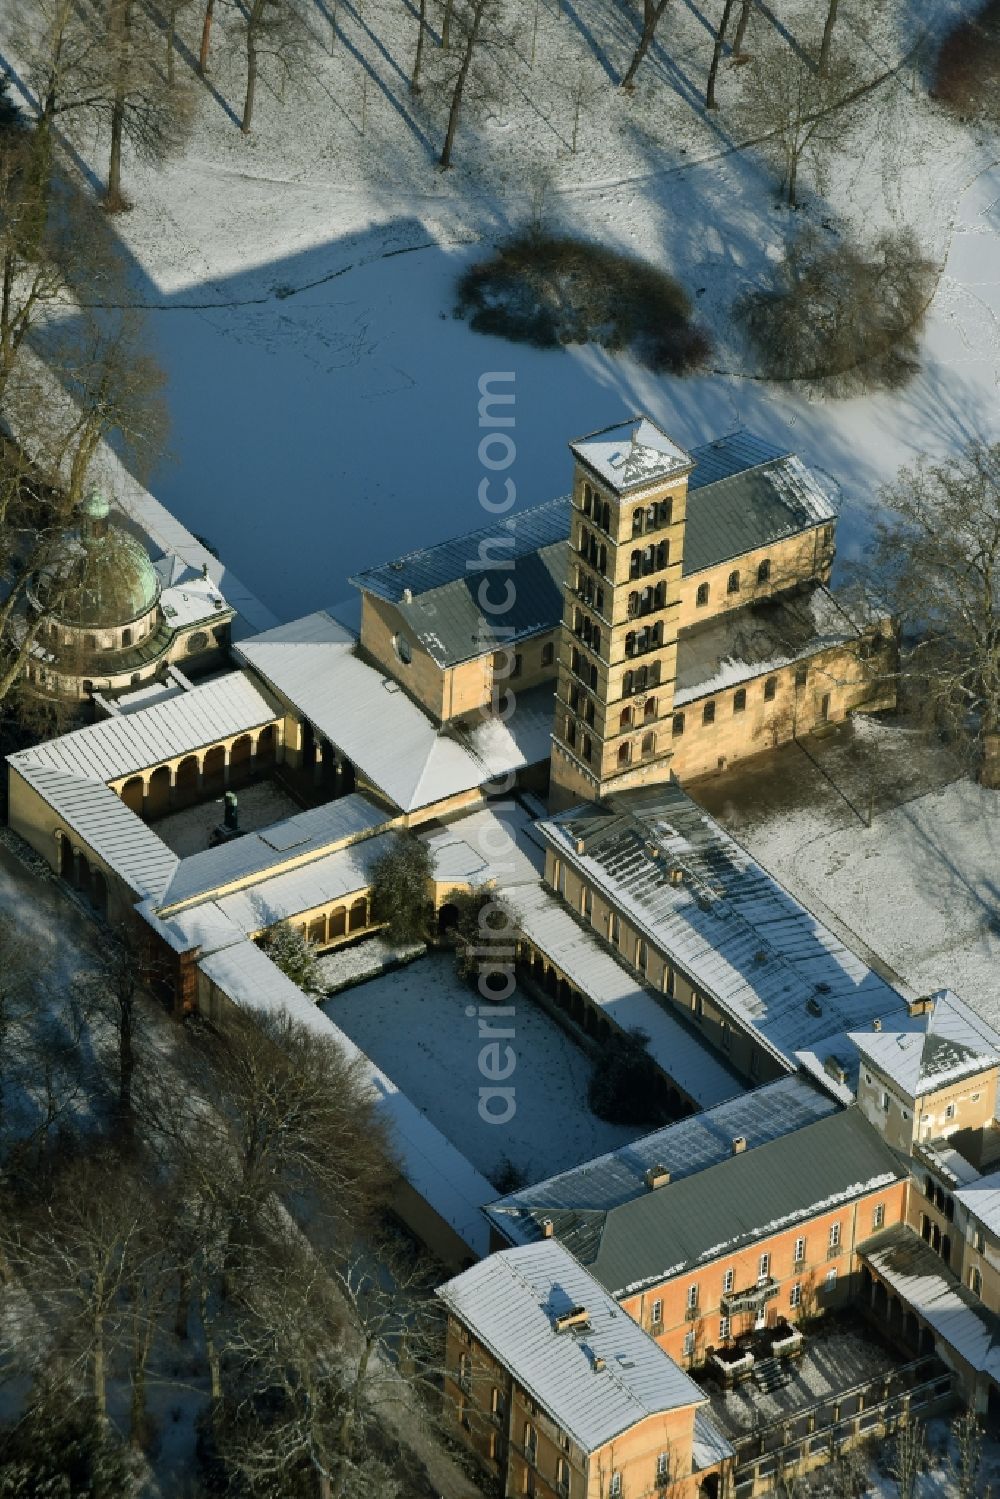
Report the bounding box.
[721,1277,779,1315]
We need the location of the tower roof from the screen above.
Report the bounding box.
[570,415,692,494]
[37,501,161,629]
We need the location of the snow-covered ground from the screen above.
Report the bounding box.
[697,717,1000,1026]
[8,0,998,621]
[151,776,301,855]
[321,950,642,1186]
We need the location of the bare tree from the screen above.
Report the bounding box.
[14,0,192,208]
[236,0,310,134]
[950,1410,983,1499]
[438,0,506,168]
[412,0,429,92]
[620,0,674,90]
[735,42,863,204]
[199,0,216,73]
[891,1417,927,1499]
[732,0,753,57]
[818,0,840,75]
[706,0,736,109]
[860,441,1000,784]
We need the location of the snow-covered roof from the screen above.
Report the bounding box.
[861,1225,1000,1380]
[349,499,566,668]
[537,782,909,1069]
[9,671,278,786]
[421,803,545,889]
[488,1105,904,1298]
[500,882,743,1110]
[570,416,692,494]
[10,763,179,900]
[684,441,836,574]
[213,832,393,935]
[156,556,234,630]
[436,1241,707,1453]
[235,612,546,813]
[156,793,390,913]
[674,584,860,707]
[848,991,1000,1100]
[199,938,494,1259]
[955,1169,1000,1238]
[486,1074,838,1248]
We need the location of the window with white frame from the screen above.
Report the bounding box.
[719,1316,730,1341]
[829,1222,841,1249]
[722,1268,734,1295]
[683,1330,695,1357]
[656,1452,671,1483]
[758,1252,770,1283]
[650,1298,663,1327]
[793,1236,805,1263]
[970,1267,983,1297]
[790,1283,802,1309]
[825,1269,837,1293]
[945,1103,956,1121]
[873,1203,885,1230]
[880,1091,890,1111]
[687,1283,699,1310]
[609,1474,622,1499]
[524,1423,537,1464]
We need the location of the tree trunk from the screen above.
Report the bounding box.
[411,0,428,92]
[200,1285,222,1405]
[441,0,454,49]
[732,0,752,56]
[166,9,177,85]
[706,0,736,108]
[242,21,259,132]
[439,0,487,167]
[174,1266,191,1338]
[622,0,674,88]
[106,0,131,210]
[818,0,839,75]
[980,729,1000,787]
[199,0,215,75]
[787,149,798,207]
[118,992,134,1127]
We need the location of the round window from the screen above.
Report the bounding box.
[393,633,412,665]
[187,630,210,654]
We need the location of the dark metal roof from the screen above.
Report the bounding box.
[490,1107,906,1298]
[684,435,836,575]
[348,431,838,667]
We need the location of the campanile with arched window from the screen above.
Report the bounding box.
[550,416,691,808]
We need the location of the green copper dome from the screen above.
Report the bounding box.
[37,497,161,629]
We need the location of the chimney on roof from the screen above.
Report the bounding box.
[873,1018,882,1032]
[554,1305,590,1333]
[731,1135,747,1156]
[541,1218,554,1239]
[644,1164,670,1190]
[575,837,586,856]
[592,1354,606,1373]
[668,865,684,886]
[907,995,934,1017]
[402,587,413,603]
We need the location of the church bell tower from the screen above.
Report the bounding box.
[549,416,692,811]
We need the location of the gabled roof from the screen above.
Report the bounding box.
[489,1107,905,1298]
[486,1075,839,1251]
[349,498,567,667]
[849,991,1000,1099]
[155,793,390,913]
[570,417,693,494]
[537,782,908,1067]
[436,1241,707,1453]
[235,612,546,813]
[956,1168,1000,1239]
[8,671,278,786]
[861,1224,1000,1380]
[684,437,836,573]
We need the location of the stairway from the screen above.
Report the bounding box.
[753,1357,791,1393]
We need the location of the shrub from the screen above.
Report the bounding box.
[933,0,1000,125]
[260,919,321,992]
[588,1027,671,1127]
[456,233,711,375]
[369,831,433,945]
[735,228,936,391]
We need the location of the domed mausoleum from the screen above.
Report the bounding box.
[25,489,235,703]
